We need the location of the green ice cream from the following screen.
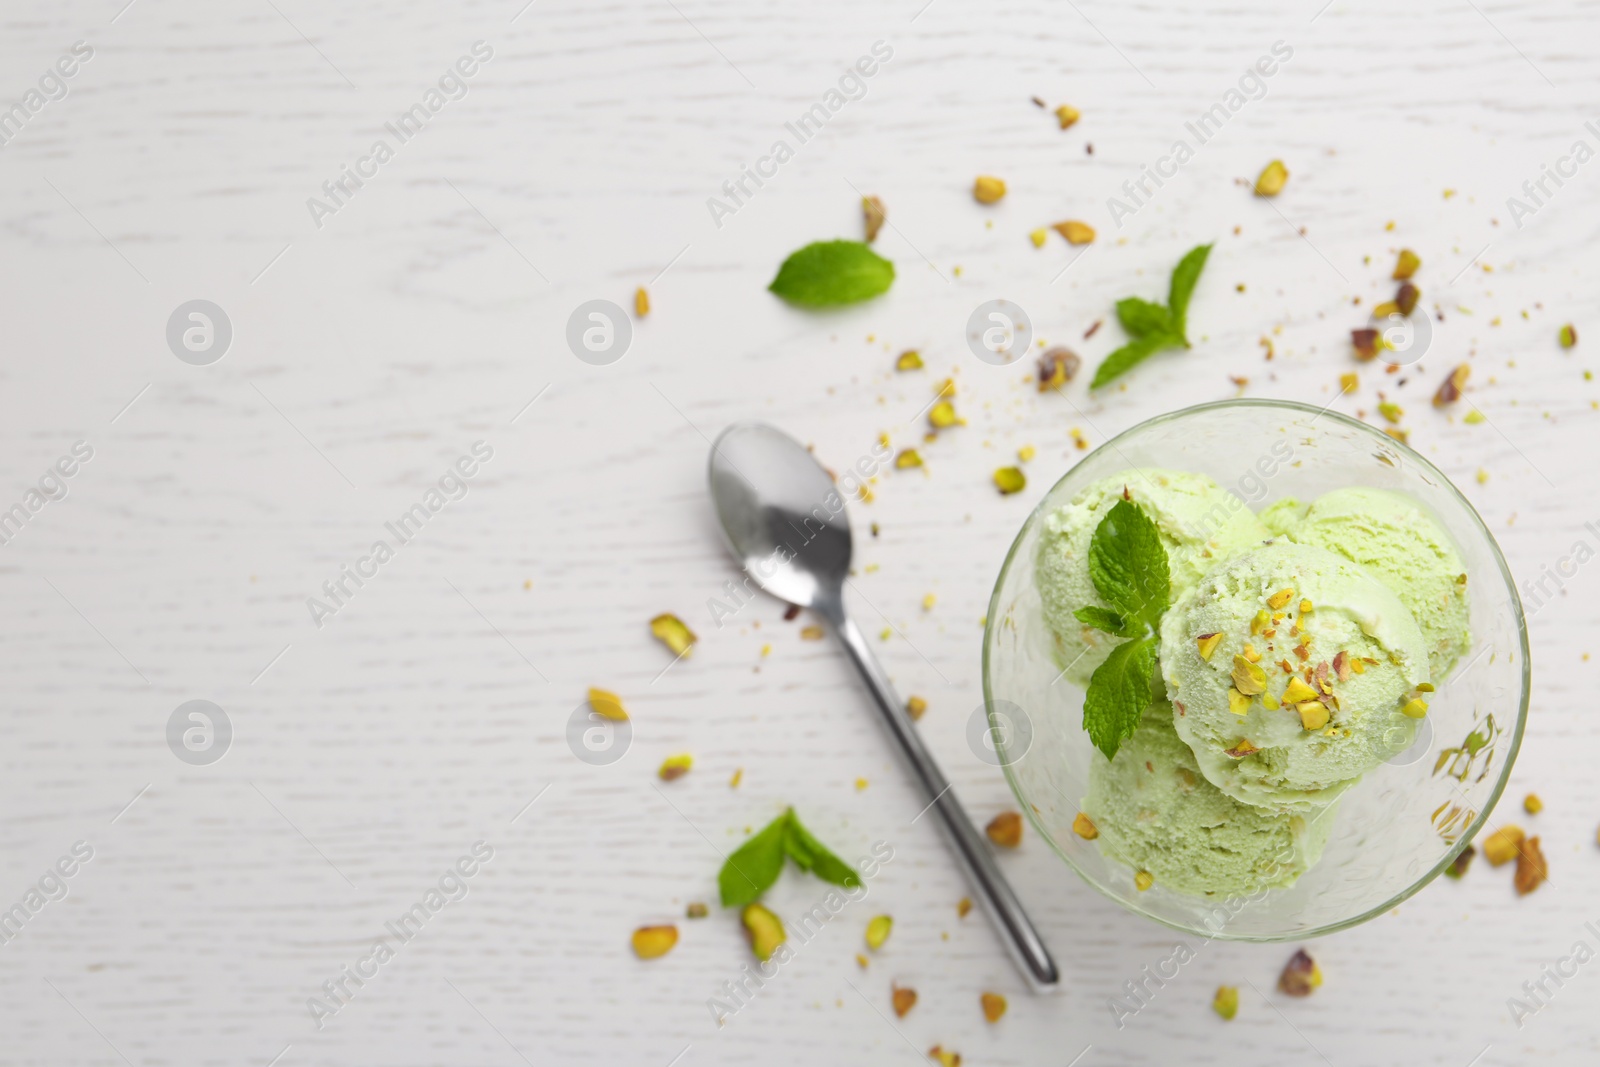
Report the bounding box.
[1037,469,1270,686]
[1262,488,1471,678]
[1160,541,1431,810]
[1259,497,1304,538]
[1084,702,1336,896]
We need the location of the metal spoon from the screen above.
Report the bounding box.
[707,421,1060,993]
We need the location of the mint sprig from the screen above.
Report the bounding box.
[1090,243,1213,389]
[718,808,861,907]
[768,240,895,307]
[1073,498,1172,759]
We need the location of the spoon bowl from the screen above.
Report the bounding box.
[708,423,852,614]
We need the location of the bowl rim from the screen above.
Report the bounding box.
[981,397,1530,941]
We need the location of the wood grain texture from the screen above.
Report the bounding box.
[0,0,1596,1063]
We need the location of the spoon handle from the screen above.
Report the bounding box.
[831,612,1061,993]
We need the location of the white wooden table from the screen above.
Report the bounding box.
[1,0,1595,1063]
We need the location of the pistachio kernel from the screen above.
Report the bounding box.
[1134,870,1154,891]
[985,811,1023,848]
[865,914,893,950]
[1266,588,1295,610]
[1254,159,1289,197]
[1072,812,1099,840]
[1278,949,1322,996]
[1482,825,1525,867]
[1053,220,1096,245]
[1196,632,1224,660]
[993,466,1027,495]
[1232,655,1268,695]
[650,613,698,657]
[973,175,1006,204]
[862,195,887,243]
[632,924,679,959]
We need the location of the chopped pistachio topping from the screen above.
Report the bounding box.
[1283,678,1318,704]
[1197,632,1224,660]
[1232,655,1268,695]
[1296,701,1330,731]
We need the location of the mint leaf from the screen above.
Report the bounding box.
[769,240,895,307]
[1115,297,1173,339]
[1167,243,1213,341]
[1091,332,1180,389]
[719,808,861,906]
[1072,605,1138,638]
[1091,244,1213,388]
[1082,634,1159,760]
[1087,498,1171,629]
[719,811,790,907]
[785,813,861,889]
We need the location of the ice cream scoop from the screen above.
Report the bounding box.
[1261,487,1470,678]
[1160,541,1431,810]
[1084,702,1337,896]
[1035,469,1270,687]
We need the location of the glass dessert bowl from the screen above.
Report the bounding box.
[982,399,1528,940]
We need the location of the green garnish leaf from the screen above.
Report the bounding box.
[1083,634,1160,760]
[785,814,862,889]
[1087,498,1171,628]
[718,807,860,907]
[1090,333,1181,390]
[1079,498,1174,760]
[1090,243,1212,389]
[769,240,895,307]
[1115,297,1173,339]
[1167,243,1213,340]
[718,810,790,907]
[1072,605,1138,638]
